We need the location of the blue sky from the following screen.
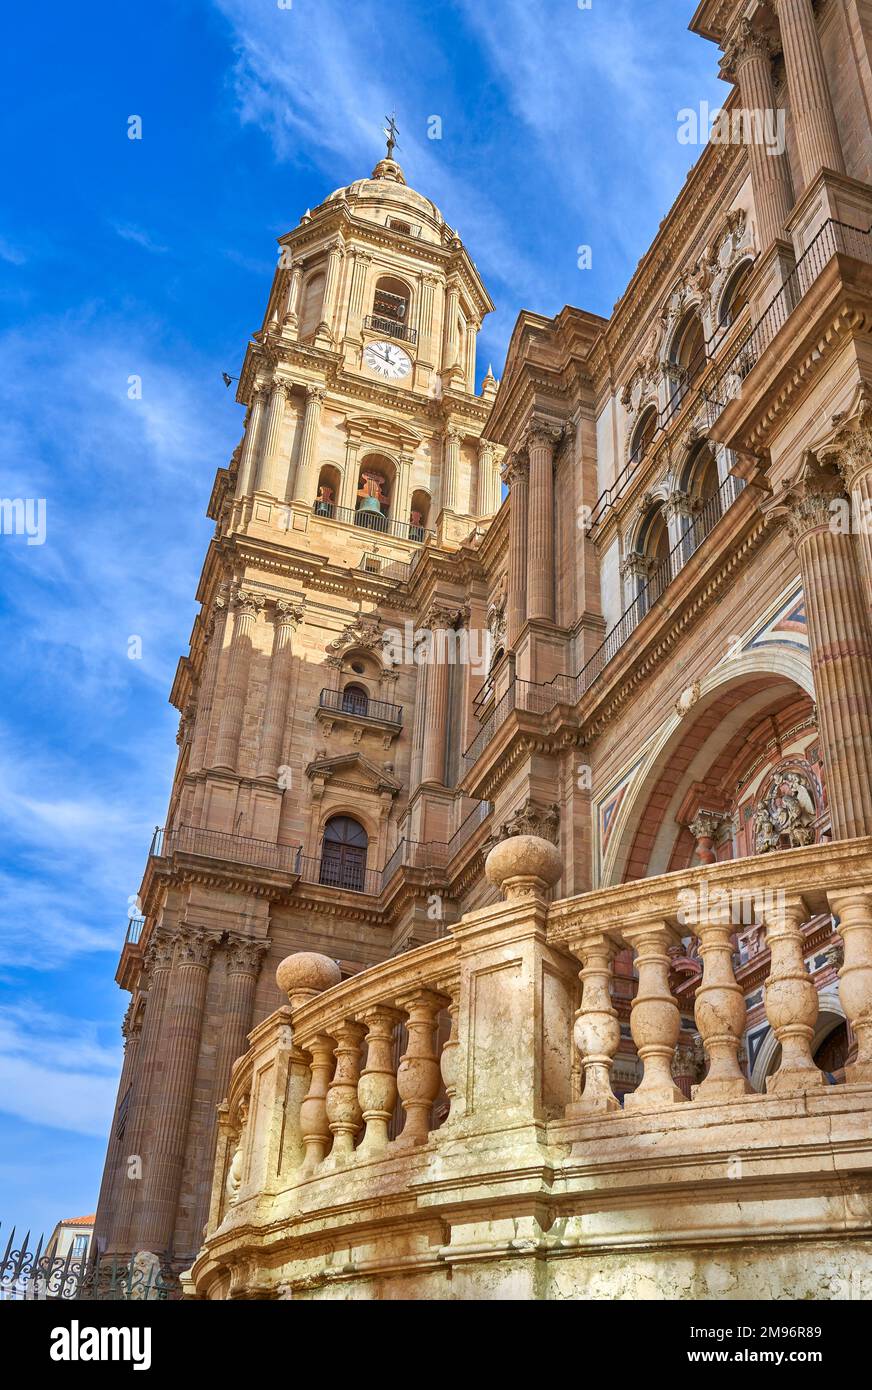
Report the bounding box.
[0,0,725,1239]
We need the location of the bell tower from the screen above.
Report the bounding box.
[94,138,501,1271]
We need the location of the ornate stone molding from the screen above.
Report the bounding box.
[500,452,529,489]
[325,613,382,656]
[232,589,267,619]
[490,799,560,847]
[275,599,305,628]
[176,928,220,968]
[226,936,270,977]
[763,453,847,543]
[720,18,775,81]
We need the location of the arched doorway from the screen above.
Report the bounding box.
[340,683,369,716]
[320,815,369,891]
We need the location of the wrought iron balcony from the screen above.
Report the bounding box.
[149,825,301,876]
[311,501,432,544]
[362,314,418,345]
[318,687,403,726]
[125,916,145,947]
[294,852,381,897]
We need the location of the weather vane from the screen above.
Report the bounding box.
[383,112,400,160]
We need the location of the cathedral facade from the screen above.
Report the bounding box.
[96,0,872,1296]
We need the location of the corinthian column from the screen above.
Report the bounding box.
[188,592,228,775]
[503,453,529,646]
[776,456,872,836]
[420,605,456,786]
[235,388,268,500]
[721,21,794,251]
[282,261,302,335]
[255,379,290,499]
[213,937,269,1106]
[443,280,461,376]
[292,384,326,505]
[823,407,872,609]
[256,601,303,779]
[212,590,264,773]
[772,0,845,183]
[136,929,218,1254]
[441,428,462,513]
[526,420,561,623]
[113,932,174,1252]
[476,439,496,515]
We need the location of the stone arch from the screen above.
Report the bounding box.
[717,256,754,329]
[355,451,397,531]
[628,402,658,468]
[750,989,845,1092]
[600,647,815,887]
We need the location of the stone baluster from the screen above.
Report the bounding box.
[393,989,445,1147]
[772,0,845,184]
[235,388,268,500]
[827,890,872,1084]
[623,924,686,1110]
[324,1020,366,1163]
[256,601,303,780]
[298,1034,336,1172]
[525,420,560,623]
[693,911,752,1101]
[437,974,461,1124]
[136,929,219,1252]
[503,453,529,646]
[212,590,264,772]
[292,384,326,505]
[568,934,621,1114]
[255,379,290,499]
[356,1005,403,1156]
[721,22,794,251]
[763,895,822,1093]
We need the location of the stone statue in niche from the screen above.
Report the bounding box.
[754,769,817,853]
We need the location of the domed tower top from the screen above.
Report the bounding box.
[322,121,447,246]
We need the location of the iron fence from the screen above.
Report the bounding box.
[0,1225,177,1302]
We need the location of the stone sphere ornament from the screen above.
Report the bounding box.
[276,951,341,1008]
[485,834,563,900]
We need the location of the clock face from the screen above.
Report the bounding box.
[364,340,412,381]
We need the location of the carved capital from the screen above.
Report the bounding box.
[226,936,270,977]
[525,417,563,454]
[721,18,774,81]
[275,599,305,628]
[821,424,872,491]
[176,928,219,968]
[764,454,848,544]
[305,383,327,404]
[144,929,175,973]
[500,452,529,489]
[232,589,266,619]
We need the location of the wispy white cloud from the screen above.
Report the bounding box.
[0,1003,120,1137]
[112,222,169,255]
[0,235,27,266]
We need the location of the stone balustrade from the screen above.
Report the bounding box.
[188,834,872,1301]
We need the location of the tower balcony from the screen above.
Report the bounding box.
[187,834,872,1302]
[362,314,418,345]
[315,687,403,735]
[310,500,432,545]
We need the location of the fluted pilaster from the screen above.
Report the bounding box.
[773,0,845,183]
[255,380,290,498]
[503,453,529,646]
[420,605,456,786]
[188,593,228,775]
[256,601,303,779]
[135,929,218,1253]
[292,384,326,504]
[235,389,267,499]
[441,428,462,513]
[526,420,561,623]
[722,22,794,249]
[212,590,264,773]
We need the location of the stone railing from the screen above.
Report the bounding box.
[187,835,872,1302]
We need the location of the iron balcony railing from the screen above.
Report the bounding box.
[362,314,418,344]
[311,501,432,544]
[150,825,301,876]
[358,552,413,582]
[380,802,493,889]
[589,217,872,530]
[294,852,382,897]
[318,687,403,725]
[125,916,145,947]
[463,474,744,771]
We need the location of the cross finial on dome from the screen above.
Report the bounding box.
[383,112,400,160]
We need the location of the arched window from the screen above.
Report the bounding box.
[372,276,411,335]
[668,310,706,413]
[341,683,369,716]
[355,452,394,531]
[320,815,368,892]
[298,272,325,341]
[634,503,670,612]
[718,260,753,329]
[681,442,722,557]
[315,464,341,517]
[629,406,658,469]
[409,488,431,541]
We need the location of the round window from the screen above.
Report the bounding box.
[351,661,365,674]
